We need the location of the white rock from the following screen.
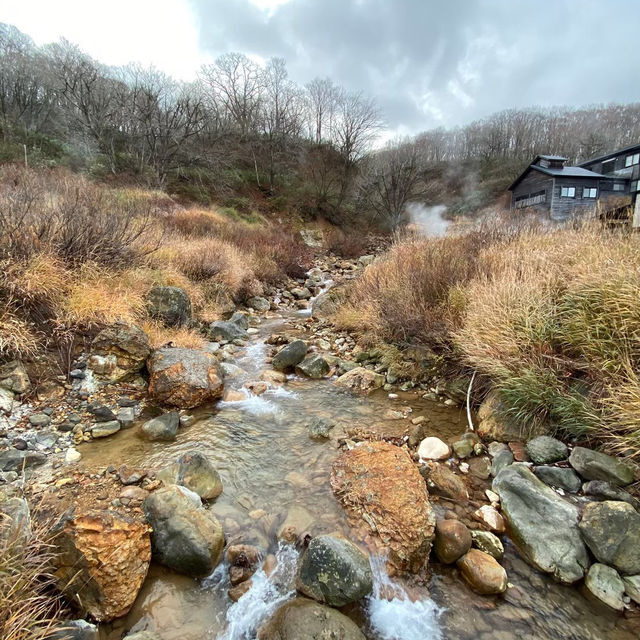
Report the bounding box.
[247,328,259,335]
[474,505,505,533]
[459,462,470,474]
[388,393,399,399]
[485,489,500,504]
[418,436,451,461]
[65,448,82,464]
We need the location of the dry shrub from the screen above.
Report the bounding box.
[142,320,206,350]
[335,230,494,345]
[0,165,157,267]
[162,208,227,237]
[0,516,67,640]
[150,237,256,299]
[324,227,370,258]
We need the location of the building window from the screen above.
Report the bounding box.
[561,186,575,197]
[625,153,640,167]
[582,188,597,198]
[631,181,639,193]
[613,182,626,191]
[514,190,546,209]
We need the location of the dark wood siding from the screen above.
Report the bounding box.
[550,177,599,221]
[510,170,553,215]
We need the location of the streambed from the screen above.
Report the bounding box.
[78,313,638,640]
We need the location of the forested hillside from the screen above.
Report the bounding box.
[2,22,639,227]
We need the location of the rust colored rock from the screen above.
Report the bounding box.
[434,519,472,564]
[229,579,253,601]
[330,441,435,573]
[456,548,508,595]
[148,347,224,409]
[54,510,151,622]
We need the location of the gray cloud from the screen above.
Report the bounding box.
[189,0,640,133]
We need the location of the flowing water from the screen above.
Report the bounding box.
[79,307,639,640]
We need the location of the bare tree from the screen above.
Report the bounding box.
[360,139,425,230]
[305,77,339,144]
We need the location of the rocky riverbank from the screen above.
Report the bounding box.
[1,250,640,639]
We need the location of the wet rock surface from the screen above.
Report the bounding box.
[493,464,589,583]
[272,340,307,371]
[579,500,640,575]
[148,348,224,408]
[143,485,224,577]
[157,451,223,500]
[457,548,508,595]
[296,534,373,606]
[257,598,366,640]
[334,366,385,395]
[53,510,151,622]
[568,446,635,486]
[331,441,436,573]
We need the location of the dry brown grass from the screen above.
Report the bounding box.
[454,224,640,454]
[0,513,67,640]
[142,320,207,350]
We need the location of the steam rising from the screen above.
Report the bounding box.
[406,203,450,236]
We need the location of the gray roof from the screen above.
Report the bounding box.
[537,154,568,161]
[508,163,605,191]
[532,165,605,178]
[579,142,640,167]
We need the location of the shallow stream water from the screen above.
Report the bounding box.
[78,311,639,640]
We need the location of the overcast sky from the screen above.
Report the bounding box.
[2,0,639,136]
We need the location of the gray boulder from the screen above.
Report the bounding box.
[257,598,365,640]
[207,320,249,342]
[295,355,330,379]
[143,485,224,577]
[147,285,192,327]
[229,311,250,330]
[0,449,46,472]
[296,535,373,606]
[140,412,179,441]
[273,340,307,371]
[493,464,589,583]
[534,466,582,493]
[525,435,568,464]
[490,449,514,477]
[158,451,222,500]
[0,496,31,543]
[247,296,270,312]
[90,421,121,439]
[584,563,625,611]
[623,575,640,604]
[0,360,31,394]
[569,447,634,486]
[579,500,640,575]
[311,284,348,320]
[90,323,151,382]
[582,480,640,511]
[50,620,99,640]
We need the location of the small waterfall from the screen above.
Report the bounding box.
[217,543,300,640]
[367,555,443,640]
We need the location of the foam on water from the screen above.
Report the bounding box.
[218,394,282,417]
[266,385,297,399]
[367,555,443,640]
[217,543,299,640]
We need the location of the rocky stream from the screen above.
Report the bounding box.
[1,256,639,640]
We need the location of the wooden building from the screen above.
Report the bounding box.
[508,144,640,224]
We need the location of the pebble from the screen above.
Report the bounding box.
[65,448,82,464]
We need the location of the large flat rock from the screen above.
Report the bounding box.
[330,441,435,573]
[493,464,589,583]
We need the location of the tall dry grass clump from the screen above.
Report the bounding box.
[455,224,640,455]
[333,228,503,345]
[0,513,67,640]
